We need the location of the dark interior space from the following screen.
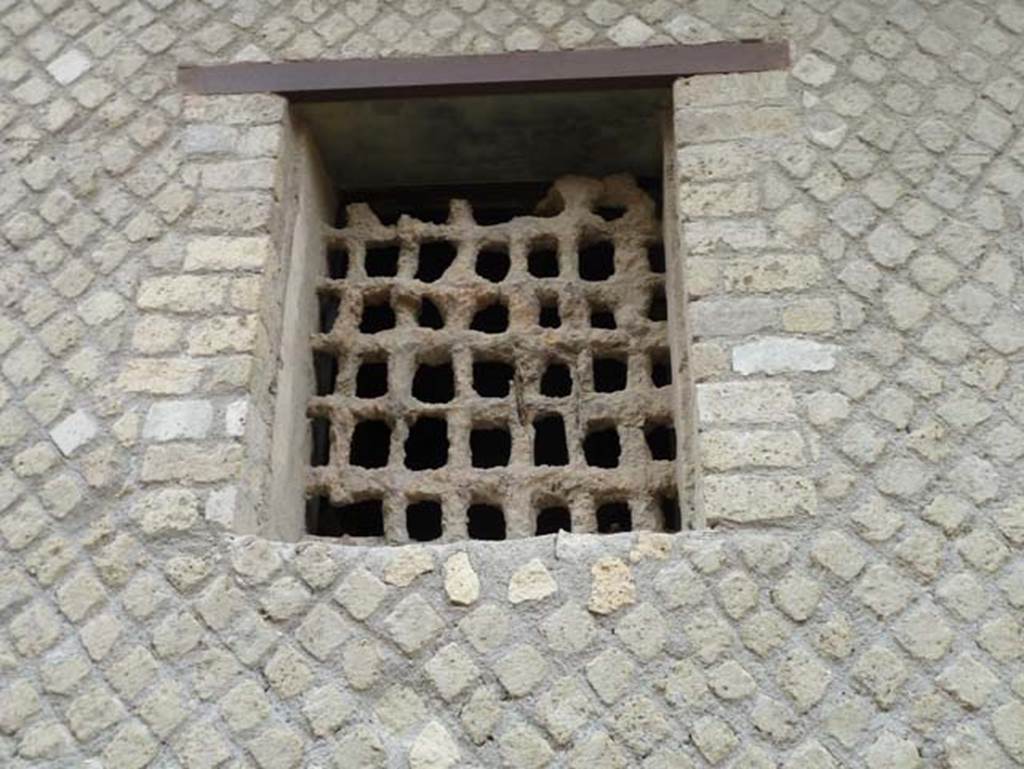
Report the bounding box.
[590,304,616,329]
[597,501,631,533]
[533,415,569,465]
[412,360,455,403]
[660,493,682,532]
[355,360,388,398]
[583,426,621,468]
[349,419,391,468]
[470,301,509,333]
[308,497,385,537]
[579,240,615,281]
[470,426,512,468]
[476,245,510,282]
[319,293,340,334]
[597,205,626,221]
[645,423,677,460]
[360,300,396,333]
[473,360,515,397]
[540,362,572,397]
[593,356,627,392]
[327,247,348,279]
[648,285,667,322]
[650,351,672,387]
[536,506,571,535]
[468,503,506,540]
[365,243,400,277]
[407,500,443,541]
[418,297,445,329]
[310,417,330,467]
[416,240,457,282]
[404,417,448,470]
[647,243,665,273]
[528,243,560,278]
[538,301,561,328]
[313,351,338,396]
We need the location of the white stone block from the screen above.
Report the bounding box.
[143,400,213,441]
[732,338,840,375]
[225,399,248,437]
[50,410,98,456]
[205,486,237,527]
[46,50,91,85]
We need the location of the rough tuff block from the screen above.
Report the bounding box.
[703,475,817,522]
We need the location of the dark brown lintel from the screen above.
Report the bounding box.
[178,41,789,101]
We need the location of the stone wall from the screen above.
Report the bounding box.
[1,1,1023,768]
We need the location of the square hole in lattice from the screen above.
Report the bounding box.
[597,205,627,221]
[407,500,443,541]
[593,356,627,392]
[660,493,682,533]
[412,359,455,403]
[416,241,456,282]
[366,243,400,277]
[360,299,396,333]
[310,497,385,537]
[648,285,667,322]
[356,360,388,398]
[313,351,338,396]
[350,420,391,468]
[468,503,506,540]
[405,416,448,470]
[319,294,340,333]
[539,298,561,328]
[650,350,671,388]
[579,240,615,281]
[597,501,631,533]
[470,300,509,333]
[584,424,621,468]
[645,422,676,461]
[589,303,616,329]
[477,244,510,282]
[418,297,445,329]
[327,247,349,279]
[310,417,330,467]
[473,360,514,398]
[536,505,571,535]
[471,425,511,468]
[533,415,569,466]
[528,240,559,277]
[540,362,572,397]
[647,243,665,274]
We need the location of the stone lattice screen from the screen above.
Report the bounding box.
[307,176,681,542]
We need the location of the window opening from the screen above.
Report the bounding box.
[308,175,678,541]
[327,248,349,279]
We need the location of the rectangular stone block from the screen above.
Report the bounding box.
[676,143,756,181]
[674,71,789,107]
[137,276,226,313]
[721,254,824,293]
[190,192,273,232]
[676,106,796,143]
[701,430,806,471]
[703,474,817,522]
[684,219,768,253]
[732,337,840,375]
[691,297,780,337]
[186,315,260,356]
[118,359,203,394]
[184,236,271,272]
[141,443,244,483]
[199,160,276,191]
[182,93,285,125]
[678,181,759,218]
[696,381,797,423]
